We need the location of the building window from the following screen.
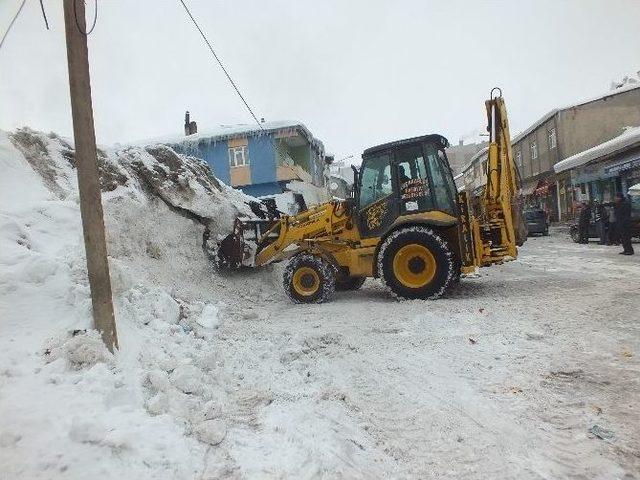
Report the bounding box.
[548,128,557,149]
[228,146,249,167]
[530,140,538,160]
[515,148,522,167]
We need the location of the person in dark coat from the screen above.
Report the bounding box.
[615,193,634,255]
[578,201,591,244]
[606,203,618,245]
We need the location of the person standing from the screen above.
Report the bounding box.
[607,203,618,245]
[615,193,634,255]
[578,201,591,244]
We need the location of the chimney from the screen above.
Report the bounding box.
[184,111,197,135]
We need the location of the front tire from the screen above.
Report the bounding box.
[378,226,454,300]
[283,254,336,304]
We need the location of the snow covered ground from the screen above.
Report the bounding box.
[1,129,639,479]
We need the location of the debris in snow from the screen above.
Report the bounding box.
[622,350,633,358]
[193,419,227,446]
[468,337,477,344]
[589,425,615,441]
[45,330,113,370]
[526,331,544,341]
[196,303,220,329]
[170,364,204,394]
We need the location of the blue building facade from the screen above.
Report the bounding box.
[167,121,325,197]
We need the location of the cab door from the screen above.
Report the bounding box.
[357,151,398,238]
[395,144,435,215]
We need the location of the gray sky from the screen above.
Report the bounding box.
[1,0,639,162]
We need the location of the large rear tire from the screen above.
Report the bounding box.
[335,276,366,291]
[283,254,336,304]
[378,226,454,300]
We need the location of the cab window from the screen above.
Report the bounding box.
[396,145,433,213]
[359,153,392,209]
[426,147,455,214]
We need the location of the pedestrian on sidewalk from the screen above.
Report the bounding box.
[578,201,591,244]
[607,203,619,245]
[614,193,634,255]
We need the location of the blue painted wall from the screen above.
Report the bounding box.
[248,135,276,185]
[172,140,230,185]
[171,133,278,195]
[241,182,283,197]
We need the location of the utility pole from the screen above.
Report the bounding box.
[63,0,118,351]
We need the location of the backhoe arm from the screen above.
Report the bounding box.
[471,88,526,266]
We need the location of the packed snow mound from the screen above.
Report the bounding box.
[0,128,285,479]
[7,127,256,235]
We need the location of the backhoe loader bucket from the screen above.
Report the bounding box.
[215,217,276,269]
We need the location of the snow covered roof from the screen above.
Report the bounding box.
[511,83,640,144]
[133,120,325,153]
[554,126,640,173]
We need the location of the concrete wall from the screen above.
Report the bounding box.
[557,88,640,159]
[514,116,560,181]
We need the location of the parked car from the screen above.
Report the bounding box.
[569,201,640,243]
[524,208,549,236]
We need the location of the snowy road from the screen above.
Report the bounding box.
[203,229,640,478]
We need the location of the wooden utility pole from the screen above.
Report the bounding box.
[63,0,118,351]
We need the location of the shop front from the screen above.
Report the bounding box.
[521,176,558,221]
[604,156,640,195]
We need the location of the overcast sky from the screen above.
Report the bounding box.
[1,0,639,162]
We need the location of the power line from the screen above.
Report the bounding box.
[39,0,49,30]
[177,0,265,133]
[74,0,98,35]
[0,0,27,52]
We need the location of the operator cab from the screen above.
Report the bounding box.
[354,134,458,238]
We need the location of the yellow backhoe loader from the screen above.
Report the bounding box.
[215,88,526,303]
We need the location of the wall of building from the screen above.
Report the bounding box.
[558,88,640,159]
[513,116,559,182]
[446,142,488,176]
[173,140,231,185]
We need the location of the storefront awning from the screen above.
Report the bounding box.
[534,179,554,196]
[520,178,555,197]
[604,157,640,174]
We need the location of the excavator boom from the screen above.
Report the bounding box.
[467,87,526,268]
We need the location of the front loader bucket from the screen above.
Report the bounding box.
[217,218,246,269]
[215,217,277,269]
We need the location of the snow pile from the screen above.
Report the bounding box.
[0,128,282,479]
[554,125,640,173]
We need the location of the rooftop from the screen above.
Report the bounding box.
[511,83,640,144]
[131,120,325,152]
